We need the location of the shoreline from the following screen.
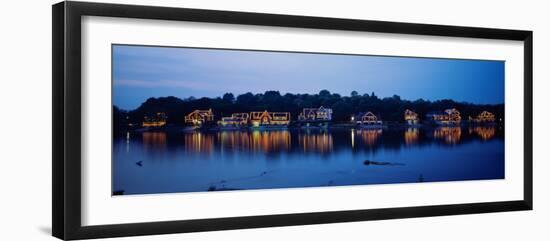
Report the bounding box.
[121,122,502,133]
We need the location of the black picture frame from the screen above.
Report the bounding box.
[52,1,533,240]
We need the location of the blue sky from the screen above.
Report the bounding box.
[113,45,504,110]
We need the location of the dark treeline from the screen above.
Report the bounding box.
[114,90,504,127]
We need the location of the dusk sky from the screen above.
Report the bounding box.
[113,45,504,110]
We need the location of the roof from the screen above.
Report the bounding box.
[355,112,381,119]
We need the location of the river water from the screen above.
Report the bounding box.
[112,126,504,195]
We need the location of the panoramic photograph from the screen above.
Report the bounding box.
[111,44,505,196]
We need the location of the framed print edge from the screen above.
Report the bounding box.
[52,2,65,239]
[523,33,533,210]
[52,1,533,240]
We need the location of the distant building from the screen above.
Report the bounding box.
[298,106,333,121]
[218,113,250,126]
[185,109,214,126]
[426,108,461,125]
[142,112,167,127]
[404,109,419,125]
[250,111,290,127]
[355,112,383,125]
[469,111,496,123]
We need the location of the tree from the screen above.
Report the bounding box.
[351,90,358,97]
[236,92,254,105]
[222,93,235,103]
[319,89,331,96]
[331,101,353,121]
[264,90,281,98]
[114,91,505,131]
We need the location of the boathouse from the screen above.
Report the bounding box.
[404,109,419,125]
[426,108,461,125]
[355,112,383,125]
[250,111,291,127]
[471,111,496,123]
[142,112,167,127]
[218,113,250,126]
[185,109,214,126]
[298,106,333,121]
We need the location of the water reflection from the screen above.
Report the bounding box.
[116,126,504,194]
[356,129,383,146]
[125,132,130,153]
[298,131,333,153]
[211,130,292,153]
[469,126,496,140]
[218,131,250,151]
[433,127,462,144]
[251,130,291,153]
[142,132,167,149]
[183,132,214,153]
[217,130,335,153]
[138,126,499,155]
[404,128,419,145]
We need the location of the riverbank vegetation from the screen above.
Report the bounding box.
[113,90,504,129]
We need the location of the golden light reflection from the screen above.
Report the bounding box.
[183,132,214,153]
[251,130,291,153]
[469,126,496,140]
[356,129,382,146]
[298,132,333,153]
[218,131,251,150]
[214,130,291,153]
[142,132,167,148]
[433,127,461,144]
[404,128,419,145]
